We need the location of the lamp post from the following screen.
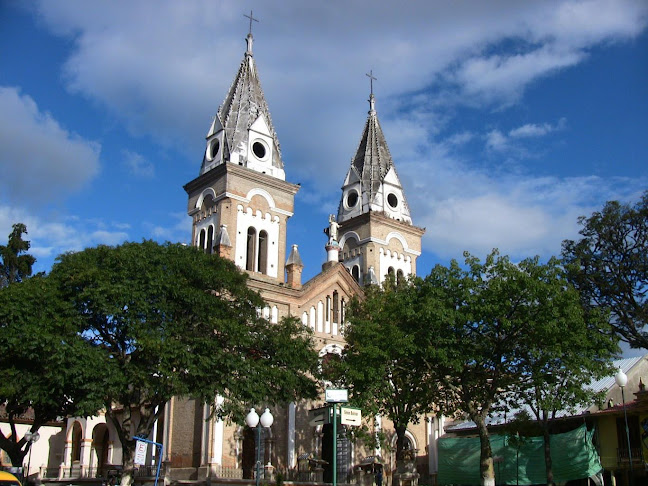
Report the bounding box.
[245,408,274,486]
[615,368,633,486]
[23,431,40,484]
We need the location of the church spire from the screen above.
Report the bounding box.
[337,75,413,225]
[199,13,285,180]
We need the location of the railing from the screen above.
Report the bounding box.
[617,447,643,466]
[212,466,243,479]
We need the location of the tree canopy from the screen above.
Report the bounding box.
[562,191,648,349]
[46,241,319,484]
[0,275,107,467]
[503,257,617,485]
[338,250,617,486]
[0,223,36,287]
[341,277,440,462]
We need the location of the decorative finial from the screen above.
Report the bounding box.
[244,10,259,54]
[366,70,377,113]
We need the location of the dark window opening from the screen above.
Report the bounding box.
[258,230,268,274]
[253,141,266,159]
[206,226,214,254]
[246,227,257,271]
[199,229,206,251]
[332,291,339,324]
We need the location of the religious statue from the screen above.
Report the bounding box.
[327,214,339,243]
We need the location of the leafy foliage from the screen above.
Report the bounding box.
[503,257,617,484]
[0,275,106,466]
[0,223,36,287]
[417,250,616,485]
[562,191,648,349]
[48,241,319,483]
[341,277,439,460]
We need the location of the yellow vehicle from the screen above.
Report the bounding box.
[0,471,22,486]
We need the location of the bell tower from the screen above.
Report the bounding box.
[335,78,424,286]
[184,26,299,282]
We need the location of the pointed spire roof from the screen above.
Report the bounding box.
[338,84,413,225]
[202,29,283,175]
[286,244,303,267]
[351,92,395,202]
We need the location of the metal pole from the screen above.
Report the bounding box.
[333,404,337,486]
[256,425,262,486]
[621,387,633,485]
[26,447,33,484]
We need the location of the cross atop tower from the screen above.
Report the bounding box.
[244,10,259,36]
[366,70,377,95]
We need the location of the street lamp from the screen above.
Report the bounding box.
[615,368,633,485]
[245,408,274,486]
[23,431,40,485]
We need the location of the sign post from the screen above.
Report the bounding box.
[135,436,164,486]
[325,389,348,486]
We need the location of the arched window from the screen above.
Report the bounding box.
[199,229,206,251]
[397,269,404,285]
[206,226,214,254]
[332,291,339,324]
[258,230,268,274]
[352,265,360,283]
[246,227,257,271]
[326,296,331,321]
[388,267,395,278]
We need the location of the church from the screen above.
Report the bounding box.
[52,25,443,486]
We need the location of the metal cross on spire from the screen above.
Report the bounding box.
[244,10,259,36]
[366,70,377,95]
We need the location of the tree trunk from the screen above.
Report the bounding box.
[0,428,30,467]
[474,416,495,486]
[542,419,554,486]
[395,424,407,462]
[120,447,135,486]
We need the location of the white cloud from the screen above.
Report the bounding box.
[0,205,129,274]
[406,166,647,261]
[13,0,647,268]
[0,86,101,205]
[509,119,566,138]
[122,149,154,178]
[144,212,192,244]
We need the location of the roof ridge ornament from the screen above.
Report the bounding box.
[366,70,377,113]
[244,10,259,55]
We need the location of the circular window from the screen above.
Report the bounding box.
[252,141,267,160]
[346,190,359,209]
[387,193,398,209]
[208,139,220,161]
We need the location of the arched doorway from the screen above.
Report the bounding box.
[70,421,83,476]
[92,424,110,476]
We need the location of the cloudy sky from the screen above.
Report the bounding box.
[1,0,647,286]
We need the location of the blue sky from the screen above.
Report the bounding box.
[1,1,647,294]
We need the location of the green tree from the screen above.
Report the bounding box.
[0,223,36,287]
[49,241,319,486]
[341,277,439,464]
[0,275,106,468]
[418,251,609,486]
[505,257,618,485]
[562,191,648,349]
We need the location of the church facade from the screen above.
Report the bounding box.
[54,28,444,485]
